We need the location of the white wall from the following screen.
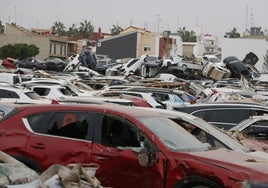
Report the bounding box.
[169,35,183,56]
[222,38,268,72]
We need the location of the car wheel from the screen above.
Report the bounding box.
[32,66,37,71]
[13,155,42,174]
[182,65,187,70]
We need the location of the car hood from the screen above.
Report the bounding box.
[187,149,268,174]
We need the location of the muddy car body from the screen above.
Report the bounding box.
[0,104,268,187]
[230,115,268,148]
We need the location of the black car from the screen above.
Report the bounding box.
[43,57,66,72]
[157,66,190,79]
[223,56,252,79]
[176,102,268,130]
[15,58,47,71]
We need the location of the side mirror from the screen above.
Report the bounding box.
[138,152,151,167]
[137,145,156,167]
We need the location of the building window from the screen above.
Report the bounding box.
[49,44,52,54]
[54,44,56,54]
[144,46,151,52]
[60,45,63,55]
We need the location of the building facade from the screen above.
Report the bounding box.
[0,23,69,60]
[96,26,182,60]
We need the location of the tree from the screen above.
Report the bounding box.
[66,23,79,37]
[51,21,66,36]
[177,27,197,42]
[110,24,123,35]
[224,28,240,38]
[0,43,39,60]
[79,19,94,39]
[0,20,5,33]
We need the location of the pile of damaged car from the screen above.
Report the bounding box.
[1,51,268,188]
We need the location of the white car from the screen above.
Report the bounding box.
[22,78,96,97]
[230,115,268,134]
[98,90,164,109]
[120,58,142,76]
[63,54,80,72]
[28,84,76,100]
[162,55,184,67]
[202,55,224,67]
[0,82,51,104]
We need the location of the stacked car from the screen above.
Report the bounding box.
[0,51,268,187]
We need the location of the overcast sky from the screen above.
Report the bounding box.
[0,0,267,39]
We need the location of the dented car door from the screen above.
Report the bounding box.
[25,111,94,171]
[91,114,166,188]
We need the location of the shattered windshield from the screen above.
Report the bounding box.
[138,116,209,152]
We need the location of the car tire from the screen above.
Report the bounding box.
[32,66,37,71]
[13,155,42,173]
[182,65,188,70]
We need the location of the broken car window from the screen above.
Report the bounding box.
[47,112,89,140]
[101,115,141,148]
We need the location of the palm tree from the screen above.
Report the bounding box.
[79,19,94,39]
[110,24,123,35]
[67,23,79,37]
[177,27,196,42]
[0,21,5,33]
[51,21,65,36]
[177,27,185,40]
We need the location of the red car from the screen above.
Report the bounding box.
[0,103,268,188]
[1,57,17,69]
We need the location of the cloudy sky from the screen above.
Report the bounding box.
[0,0,267,39]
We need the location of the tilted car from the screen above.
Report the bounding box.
[95,58,118,74]
[1,104,268,187]
[43,57,66,72]
[230,115,268,145]
[223,56,252,80]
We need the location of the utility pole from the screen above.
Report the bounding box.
[245,5,248,31]
[14,6,17,24]
[250,7,254,27]
[156,14,161,33]
[177,15,179,31]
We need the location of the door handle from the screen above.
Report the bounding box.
[30,143,46,149]
[93,155,109,162]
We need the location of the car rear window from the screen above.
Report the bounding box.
[25,91,42,100]
[27,112,90,140]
